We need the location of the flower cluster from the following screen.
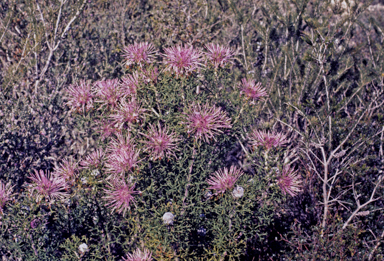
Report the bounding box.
[141,123,180,160]
[122,248,153,261]
[182,103,232,143]
[141,67,159,84]
[277,166,302,197]
[65,80,93,113]
[106,135,140,175]
[110,99,145,129]
[162,45,204,77]
[103,176,140,216]
[207,166,243,194]
[122,42,158,67]
[95,120,122,140]
[80,149,105,169]
[53,157,78,182]
[239,78,267,103]
[205,43,236,69]
[93,79,123,110]
[249,129,288,150]
[120,72,141,97]
[27,170,69,203]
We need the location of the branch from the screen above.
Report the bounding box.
[37,0,86,83]
[368,228,384,261]
[341,175,383,231]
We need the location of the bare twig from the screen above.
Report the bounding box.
[341,175,383,231]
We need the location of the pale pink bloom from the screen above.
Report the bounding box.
[106,134,140,174]
[0,181,14,214]
[277,166,302,197]
[93,79,123,110]
[162,45,204,77]
[95,120,121,140]
[53,157,78,182]
[120,72,141,97]
[80,149,105,169]
[27,170,69,203]
[141,67,159,84]
[249,129,287,150]
[122,42,158,67]
[207,166,243,194]
[182,103,232,143]
[65,80,93,113]
[141,123,180,160]
[110,99,145,129]
[103,176,140,216]
[239,78,267,103]
[122,248,153,261]
[204,43,236,69]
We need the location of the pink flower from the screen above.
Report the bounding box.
[162,45,204,77]
[204,43,236,69]
[110,99,145,129]
[103,176,140,216]
[122,248,153,261]
[277,166,302,197]
[65,80,93,113]
[207,166,243,194]
[239,78,267,103]
[95,120,121,140]
[249,129,287,150]
[80,149,105,169]
[27,170,69,203]
[141,123,180,160]
[182,103,232,143]
[93,79,123,110]
[141,67,159,84]
[53,157,78,182]
[120,72,141,97]
[122,42,158,67]
[106,134,140,174]
[0,181,14,214]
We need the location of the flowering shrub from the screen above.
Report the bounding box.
[0,42,298,260]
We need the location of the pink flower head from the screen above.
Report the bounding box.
[122,42,158,67]
[277,166,302,197]
[162,45,204,77]
[120,72,141,97]
[106,134,140,174]
[0,181,14,214]
[249,129,287,150]
[204,43,236,69]
[110,99,145,129]
[27,170,69,203]
[80,149,105,169]
[141,67,159,84]
[95,120,121,140]
[122,248,153,261]
[65,80,93,113]
[182,103,232,143]
[103,176,140,216]
[93,79,123,110]
[207,166,243,194]
[239,78,268,103]
[53,157,78,182]
[142,123,180,160]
